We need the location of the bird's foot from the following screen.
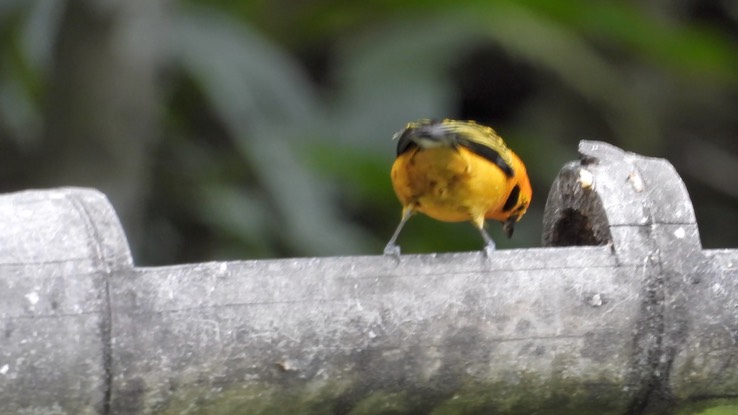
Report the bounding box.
[483,241,496,258]
[383,243,402,258]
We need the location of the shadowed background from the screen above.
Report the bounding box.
[1,0,736,265]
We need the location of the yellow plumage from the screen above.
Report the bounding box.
[385,119,532,256]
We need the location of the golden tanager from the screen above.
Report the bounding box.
[384,119,532,256]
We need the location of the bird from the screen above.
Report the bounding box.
[384,119,532,257]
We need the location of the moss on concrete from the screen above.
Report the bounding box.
[125,371,738,415]
[149,369,631,415]
[675,399,738,415]
[347,391,412,415]
[427,374,626,415]
[156,378,350,415]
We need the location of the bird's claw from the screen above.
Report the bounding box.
[383,244,402,258]
[483,242,496,258]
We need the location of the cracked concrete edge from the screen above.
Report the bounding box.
[544,140,737,415]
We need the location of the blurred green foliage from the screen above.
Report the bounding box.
[1,0,737,264]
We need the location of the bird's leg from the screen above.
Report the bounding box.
[384,207,414,257]
[472,216,496,257]
[479,227,496,257]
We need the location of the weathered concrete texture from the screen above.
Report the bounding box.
[0,188,132,415]
[543,141,738,414]
[1,142,737,415]
[671,249,738,399]
[109,248,638,414]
